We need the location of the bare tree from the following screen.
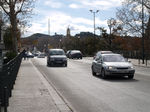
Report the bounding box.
[116,0,150,37]
[0,0,35,53]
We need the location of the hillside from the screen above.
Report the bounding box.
[24,33,50,40]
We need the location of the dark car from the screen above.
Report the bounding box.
[66,50,72,58]
[69,50,82,59]
[47,49,67,67]
[91,53,135,79]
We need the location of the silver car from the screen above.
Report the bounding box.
[37,53,45,58]
[91,53,135,79]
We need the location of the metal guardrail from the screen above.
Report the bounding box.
[0,52,23,112]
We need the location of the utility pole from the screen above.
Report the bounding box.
[107,18,116,50]
[48,18,50,36]
[141,0,145,64]
[89,10,99,37]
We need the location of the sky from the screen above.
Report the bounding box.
[24,0,124,37]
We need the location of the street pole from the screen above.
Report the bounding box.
[107,18,116,50]
[48,18,50,36]
[142,0,145,64]
[89,10,99,37]
[94,12,96,36]
[89,10,99,53]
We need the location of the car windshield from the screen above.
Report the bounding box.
[103,55,126,62]
[50,50,65,55]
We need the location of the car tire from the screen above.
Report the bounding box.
[47,62,49,66]
[128,75,134,79]
[47,62,51,67]
[64,63,67,67]
[101,69,107,79]
[92,67,96,76]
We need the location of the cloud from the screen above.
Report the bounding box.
[26,10,107,36]
[69,4,80,9]
[25,23,47,37]
[44,0,63,8]
[24,0,120,37]
[70,0,123,10]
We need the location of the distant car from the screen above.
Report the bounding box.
[91,53,135,79]
[69,50,82,59]
[26,52,34,58]
[66,50,72,58]
[37,53,45,58]
[47,49,67,67]
[93,51,113,59]
[33,51,41,57]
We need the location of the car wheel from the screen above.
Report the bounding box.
[47,62,49,66]
[101,69,107,79]
[92,66,96,76]
[128,75,134,79]
[64,63,67,67]
[47,62,52,67]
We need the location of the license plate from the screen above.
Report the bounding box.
[56,61,62,63]
[120,70,128,73]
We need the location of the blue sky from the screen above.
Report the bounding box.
[25,0,123,37]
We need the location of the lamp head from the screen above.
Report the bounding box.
[89,10,93,13]
[96,10,99,13]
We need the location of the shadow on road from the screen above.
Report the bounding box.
[93,75,139,83]
[47,65,67,68]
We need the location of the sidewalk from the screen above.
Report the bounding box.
[128,59,150,68]
[83,57,150,68]
[7,60,72,112]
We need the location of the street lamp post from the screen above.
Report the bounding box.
[141,0,145,64]
[107,18,116,50]
[59,39,61,48]
[89,10,99,37]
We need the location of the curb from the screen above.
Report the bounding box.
[133,64,150,68]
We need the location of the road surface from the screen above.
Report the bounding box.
[31,57,150,112]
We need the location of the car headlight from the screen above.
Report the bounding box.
[129,66,134,69]
[107,66,115,70]
[108,66,113,69]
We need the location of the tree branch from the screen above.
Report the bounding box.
[0,4,10,16]
[16,0,25,15]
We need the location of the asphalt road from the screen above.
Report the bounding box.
[31,57,150,112]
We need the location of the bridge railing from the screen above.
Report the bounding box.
[0,51,23,112]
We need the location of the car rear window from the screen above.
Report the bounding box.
[71,50,81,54]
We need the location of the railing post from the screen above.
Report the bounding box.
[0,51,23,111]
[4,87,8,112]
[0,99,1,112]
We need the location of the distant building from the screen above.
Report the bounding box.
[75,32,94,38]
[66,27,70,38]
